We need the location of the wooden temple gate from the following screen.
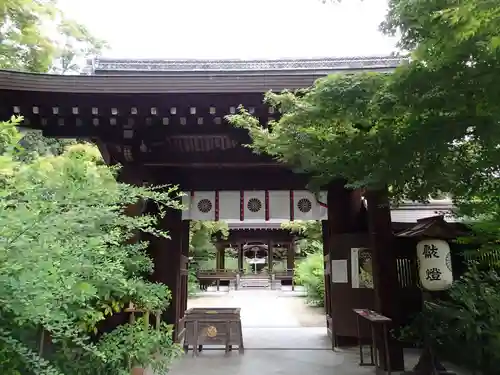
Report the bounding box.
[0,56,410,370]
[196,221,299,290]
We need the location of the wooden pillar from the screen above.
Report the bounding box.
[148,205,183,337]
[321,220,332,339]
[325,181,362,347]
[287,242,295,290]
[215,246,221,271]
[267,240,274,273]
[287,242,295,270]
[180,220,190,326]
[365,188,404,371]
[220,247,226,270]
[237,243,244,272]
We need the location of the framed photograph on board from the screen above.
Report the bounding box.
[351,248,374,289]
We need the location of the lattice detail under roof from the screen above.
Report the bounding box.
[226,219,288,230]
[92,55,404,73]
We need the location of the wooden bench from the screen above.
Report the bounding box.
[197,270,238,291]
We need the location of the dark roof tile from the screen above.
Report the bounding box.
[92,55,404,73]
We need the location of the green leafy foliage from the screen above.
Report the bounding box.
[283,221,325,305]
[228,0,500,201]
[400,163,500,373]
[280,220,322,242]
[77,319,182,375]
[0,116,22,154]
[281,220,323,255]
[188,221,228,293]
[294,252,324,306]
[189,221,228,266]
[16,131,78,163]
[0,119,182,374]
[401,268,500,374]
[0,0,106,163]
[0,0,107,73]
[187,270,200,297]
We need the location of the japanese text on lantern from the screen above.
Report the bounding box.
[425,267,442,281]
[422,244,439,259]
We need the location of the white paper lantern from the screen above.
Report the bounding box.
[416,239,454,291]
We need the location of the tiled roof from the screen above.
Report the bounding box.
[390,200,456,223]
[396,215,465,239]
[91,56,403,73]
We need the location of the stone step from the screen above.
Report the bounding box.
[240,274,269,279]
[239,278,271,288]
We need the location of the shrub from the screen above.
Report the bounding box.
[188,270,200,296]
[294,249,324,306]
[401,267,500,374]
[0,119,183,374]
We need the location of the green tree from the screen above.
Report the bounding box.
[228,0,500,201]
[189,221,228,266]
[0,1,107,159]
[188,221,228,294]
[0,119,183,375]
[16,131,78,162]
[281,220,322,242]
[294,252,324,306]
[281,221,324,304]
[0,0,107,73]
[281,220,322,255]
[51,19,108,74]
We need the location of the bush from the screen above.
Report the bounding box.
[188,270,200,296]
[294,249,324,306]
[0,119,183,374]
[401,267,500,374]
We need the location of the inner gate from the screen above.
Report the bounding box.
[0,55,408,370]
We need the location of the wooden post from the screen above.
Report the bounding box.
[365,188,404,371]
[215,244,224,291]
[288,242,295,290]
[287,242,295,271]
[179,220,190,333]
[268,240,274,273]
[325,181,364,347]
[321,220,332,340]
[237,242,244,272]
[220,247,226,271]
[147,205,183,339]
[215,246,221,271]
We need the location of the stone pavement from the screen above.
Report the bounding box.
[188,288,326,329]
[166,289,356,375]
[163,289,467,375]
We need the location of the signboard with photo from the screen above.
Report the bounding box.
[351,248,374,289]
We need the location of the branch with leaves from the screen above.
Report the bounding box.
[0,120,182,375]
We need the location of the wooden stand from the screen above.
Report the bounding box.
[182,308,244,356]
[353,309,393,375]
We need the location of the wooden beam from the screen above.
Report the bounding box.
[144,162,282,168]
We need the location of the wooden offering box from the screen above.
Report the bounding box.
[183,308,244,356]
